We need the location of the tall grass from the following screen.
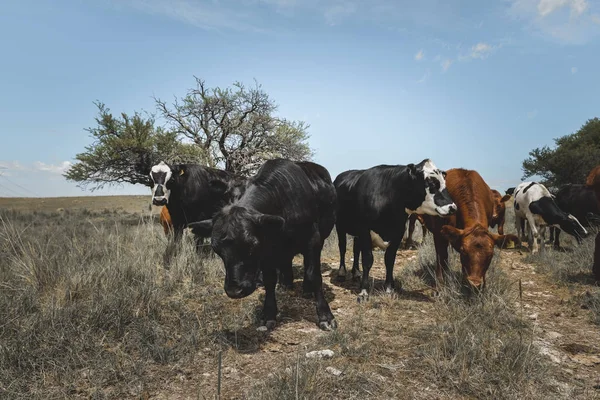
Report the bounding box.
[0,209,254,399]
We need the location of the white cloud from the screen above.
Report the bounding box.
[414,49,424,61]
[537,0,588,17]
[469,42,493,59]
[507,0,599,44]
[527,109,538,119]
[33,161,73,174]
[1,161,73,175]
[571,66,578,73]
[416,70,430,83]
[441,58,453,72]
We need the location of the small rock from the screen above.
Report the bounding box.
[528,313,538,320]
[256,326,268,332]
[547,331,563,340]
[305,349,334,359]
[326,367,342,376]
[202,373,211,377]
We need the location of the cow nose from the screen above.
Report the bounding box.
[225,280,255,298]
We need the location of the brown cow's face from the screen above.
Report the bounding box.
[441,225,518,289]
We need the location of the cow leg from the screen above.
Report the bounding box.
[433,232,450,288]
[304,228,337,330]
[357,233,374,302]
[163,227,184,266]
[498,220,505,236]
[405,215,417,249]
[539,226,547,254]
[260,268,278,330]
[553,229,561,249]
[514,215,523,243]
[384,237,402,294]
[336,227,348,280]
[351,236,361,281]
[525,214,540,254]
[421,222,427,241]
[278,259,294,291]
[593,232,600,281]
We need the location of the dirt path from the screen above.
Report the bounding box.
[147,247,600,399]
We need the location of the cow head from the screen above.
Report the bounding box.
[188,206,285,299]
[491,190,511,223]
[406,159,457,217]
[441,224,519,289]
[559,214,588,244]
[150,162,176,206]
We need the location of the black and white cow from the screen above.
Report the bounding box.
[189,159,338,331]
[149,161,243,262]
[549,184,600,248]
[513,181,588,254]
[335,159,456,300]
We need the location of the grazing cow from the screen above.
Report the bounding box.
[550,184,600,248]
[148,161,242,262]
[335,159,456,300]
[422,169,520,289]
[189,159,338,331]
[490,189,512,235]
[513,182,588,254]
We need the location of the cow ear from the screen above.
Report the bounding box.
[491,233,519,249]
[440,225,463,246]
[188,219,213,237]
[170,165,182,178]
[500,194,512,203]
[256,214,285,232]
[407,163,417,180]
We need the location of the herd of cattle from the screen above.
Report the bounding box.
[146,159,600,331]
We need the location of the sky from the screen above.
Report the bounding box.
[1,0,599,197]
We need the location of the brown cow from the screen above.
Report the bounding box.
[587,166,600,280]
[490,189,512,235]
[404,214,428,249]
[422,169,519,289]
[159,206,174,235]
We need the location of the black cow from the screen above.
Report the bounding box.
[189,159,338,331]
[149,161,242,263]
[335,159,456,300]
[550,184,600,248]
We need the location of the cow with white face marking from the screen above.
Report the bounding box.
[148,161,243,263]
[334,159,456,300]
[513,181,588,254]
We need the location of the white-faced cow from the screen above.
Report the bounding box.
[335,159,456,300]
[513,182,588,254]
[149,161,243,263]
[189,159,338,331]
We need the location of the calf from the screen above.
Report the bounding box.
[513,182,588,254]
[404,214,428,249]
[148,162,242,263]
[550,184,600,248]
[335,159,456,300]
[189,159,337,331]
[490,189,512,235]
[422,169,519,289]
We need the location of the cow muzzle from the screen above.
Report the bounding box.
[225,280,256,299]
[152,196,168,206]
[436,203,457,217]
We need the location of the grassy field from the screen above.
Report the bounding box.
[1,197,600,399]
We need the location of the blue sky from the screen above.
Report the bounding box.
[1,0,599,197]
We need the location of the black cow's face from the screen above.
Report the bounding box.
[559,214,588,243]
[150,162,173,206]
[407,159,456,217]
[206,207,285,299]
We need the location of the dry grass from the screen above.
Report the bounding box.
[0,203,585,399]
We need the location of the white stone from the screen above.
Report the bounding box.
[326,367,342,376]
[305,349,335,359]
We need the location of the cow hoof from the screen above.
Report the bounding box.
[357,289,369,303]
[318,319,338,331]
[265,320,277,330]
